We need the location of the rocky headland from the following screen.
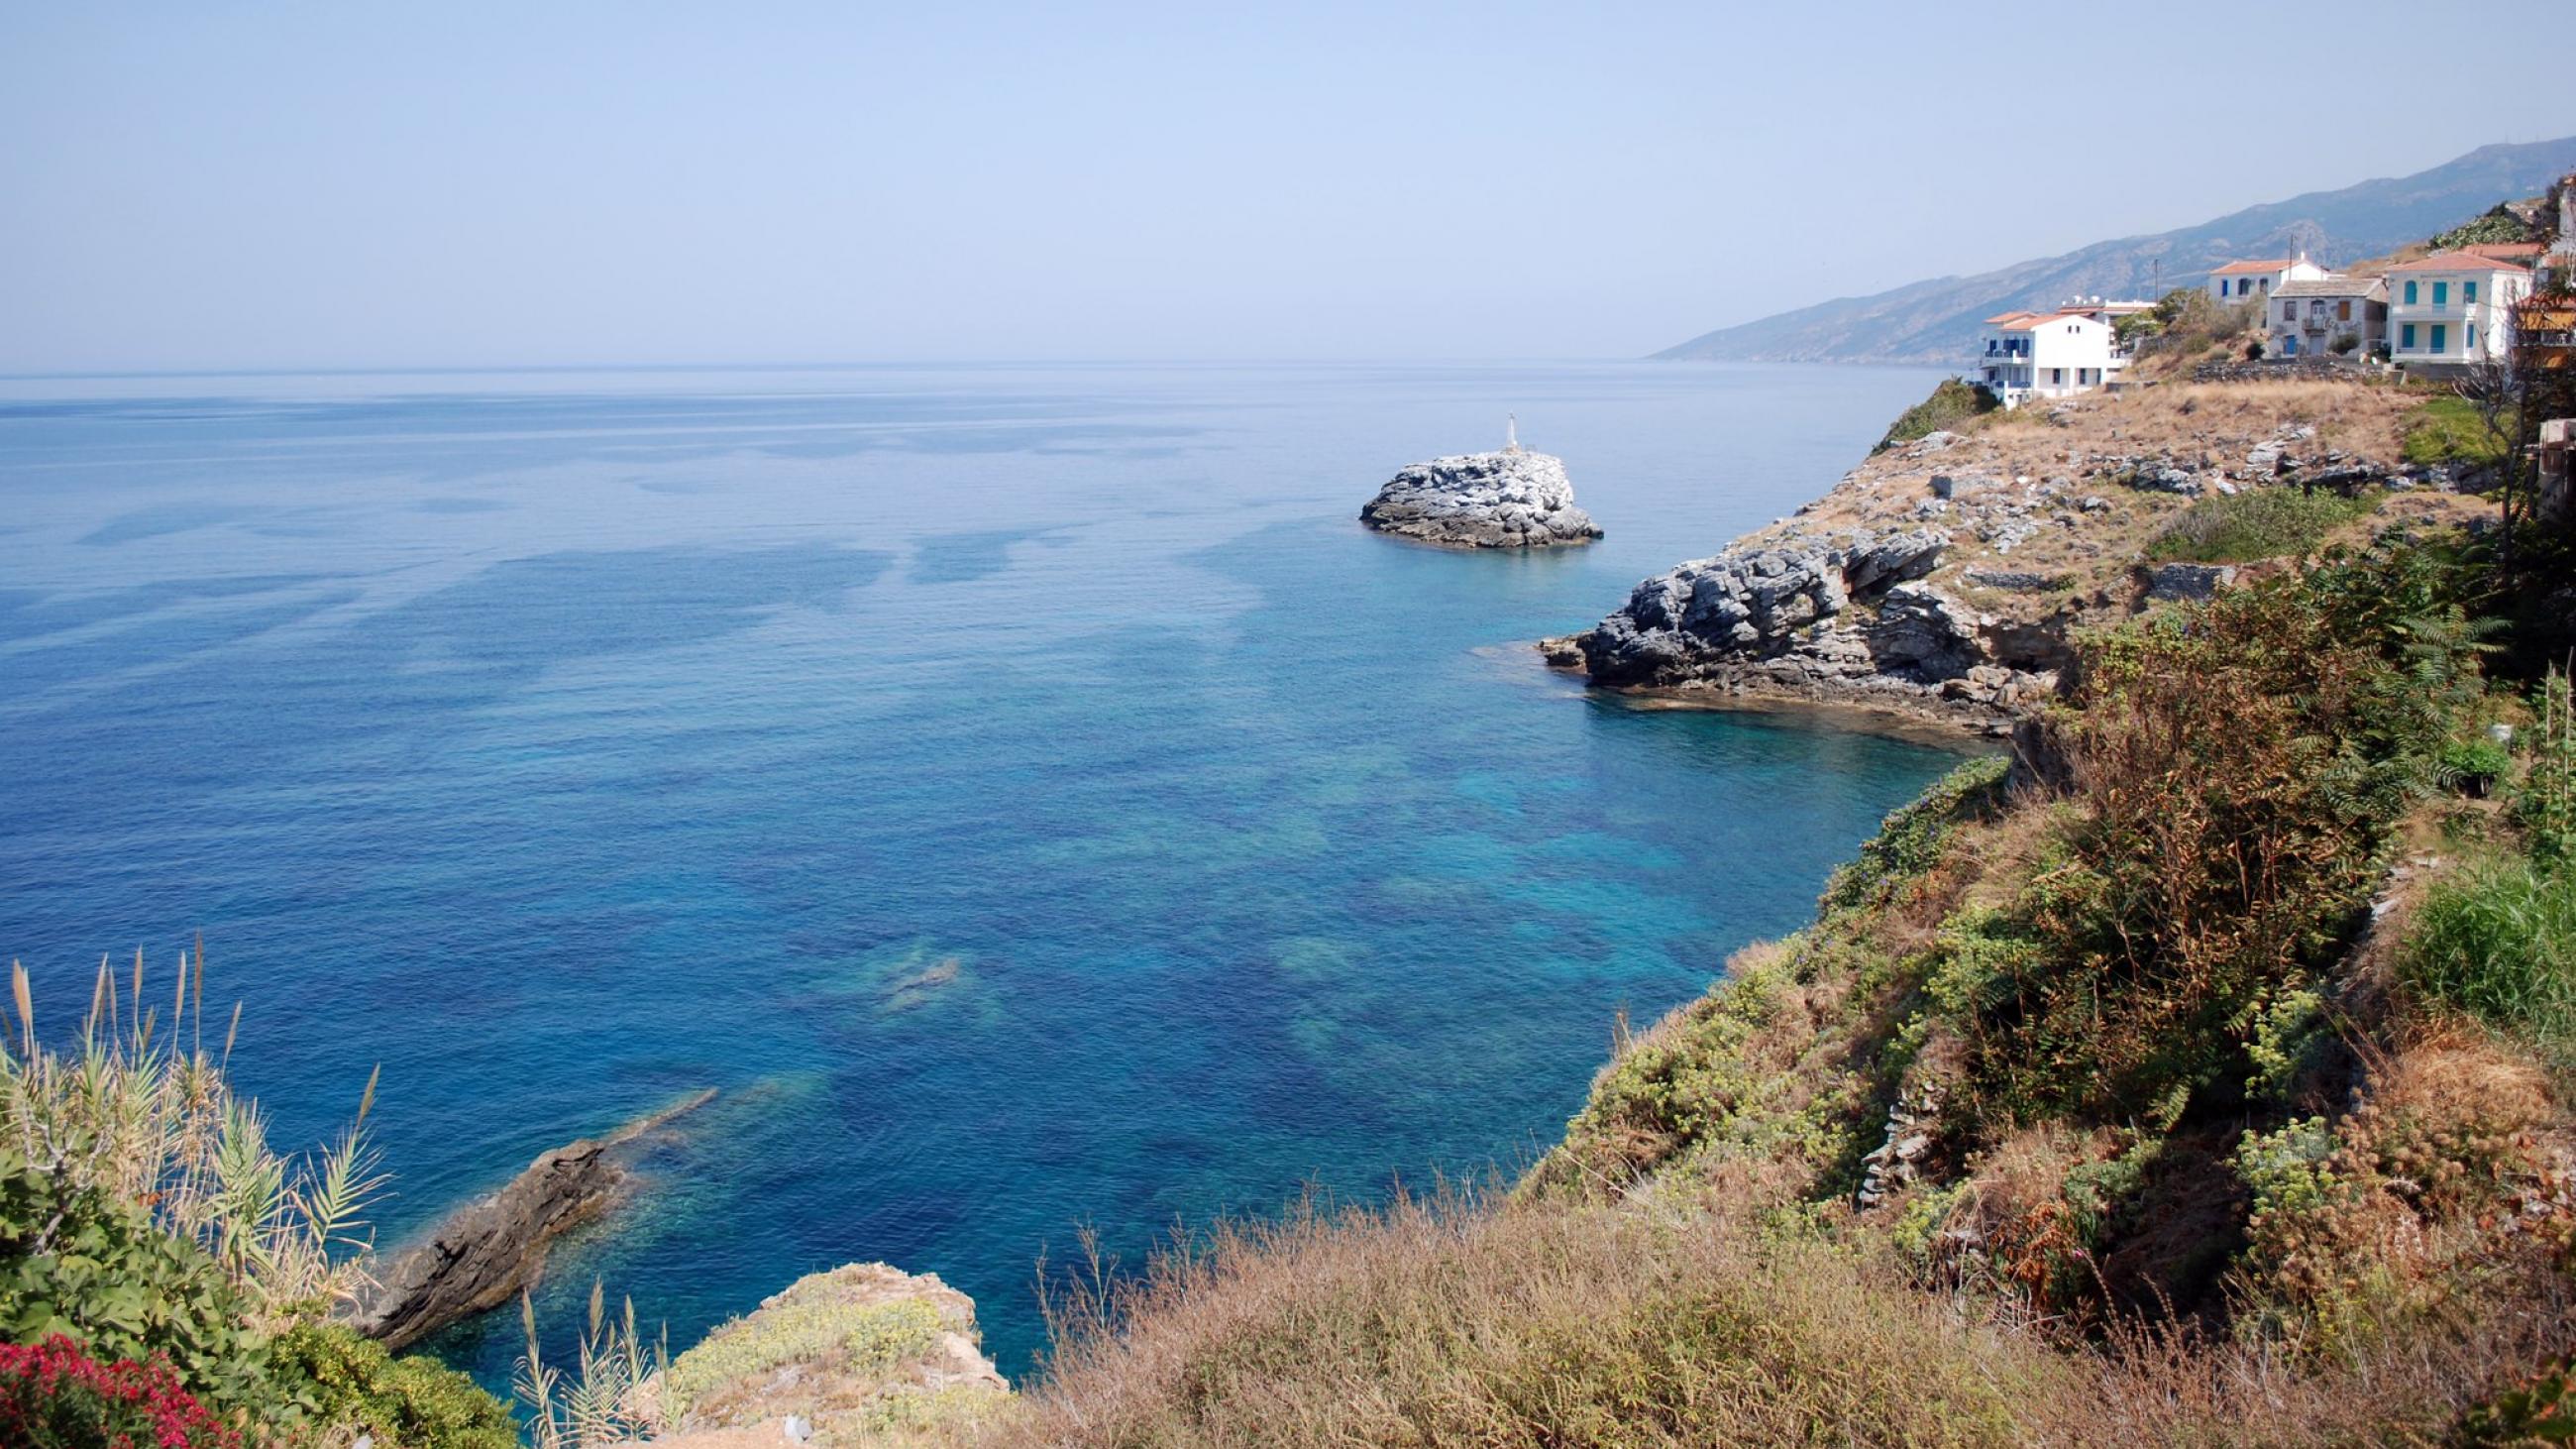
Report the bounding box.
[1544,380,2480,731]
[1360,449,1601,548]
[642,1263,1009,1447]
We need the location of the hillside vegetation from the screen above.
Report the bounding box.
[985,524,2576,1444]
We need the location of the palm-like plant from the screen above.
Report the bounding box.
[517,1279,665,1448]
[1,943,384,1328]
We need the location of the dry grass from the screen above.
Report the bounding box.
[1734,373,2432,660]
[981,1181,2567,1448]
[986,1187,2063,1448]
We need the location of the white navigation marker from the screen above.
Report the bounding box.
[1505,413,1521,455]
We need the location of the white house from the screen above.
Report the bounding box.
[2062,295,2157,327]
[1976,310,2130,408]
[2207,255,2329,304]
[2384,250,2533,374]
[2267,277,2387,359]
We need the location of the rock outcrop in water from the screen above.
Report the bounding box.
[1550,522,2068,726]
[346,1089,714,1350]
[1360,450,1601,548]
[643,1262,1009,1446]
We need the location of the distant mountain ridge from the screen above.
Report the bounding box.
[1655,137,2576,365]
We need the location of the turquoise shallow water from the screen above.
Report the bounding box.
[0,361,1961,1382]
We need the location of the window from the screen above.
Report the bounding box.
[2337,299,2351,321]
[2284,302,2297,321]
[2403,280,2416,304]
[2465,280,2478,303]
[2401,323,2416,349]
[2432,281,2448,306]
[2467,325,2478,351]
[2430,324,2447,353]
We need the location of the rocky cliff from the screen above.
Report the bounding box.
[1360,450,1601,548]
[1549,379,2482,729]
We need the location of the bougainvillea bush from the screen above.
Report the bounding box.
[0,1334,240,1449]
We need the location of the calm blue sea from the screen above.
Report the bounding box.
[0,360,1959,1382]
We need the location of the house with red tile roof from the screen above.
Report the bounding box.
[2205,254,2328,304]
[1974,309,2129,408]
[2384,250,2534,375]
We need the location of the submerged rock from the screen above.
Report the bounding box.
[345,1089,714,1350]
[646,1263,1009,1446]
[1360,450,1601,548]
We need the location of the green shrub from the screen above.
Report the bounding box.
[1821,755,2009,914]
[2403,857,2576,1061]
[2401,394,2512,469]
[2145,487,2375,564]
[268,1322,515,1449]
[1876,379,1999,452]
[1965,545,2483,1121]
[0,1156,276,1422]
[2425,205,2533,252]
[0,952,383,1330]
[2244,988,2329,1101]
[2437,736,2512,793]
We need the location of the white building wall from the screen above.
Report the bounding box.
[2389,268,2532,366]
[1985,316,2122,406]
[2208,258,2327,304]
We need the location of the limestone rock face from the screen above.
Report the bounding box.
[1865,583,1986,680]
[1360,450,1601,548]
[647,1263,1009,1447]
[1577,527,1950,687]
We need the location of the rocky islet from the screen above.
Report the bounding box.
[1359,448,1602,548]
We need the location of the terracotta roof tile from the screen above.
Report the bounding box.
[2386,249,2532,274]
[2210,258,2294,276]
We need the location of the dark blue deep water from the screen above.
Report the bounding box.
[0,361,1961,1382]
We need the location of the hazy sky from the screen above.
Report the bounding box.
[5,2,2570,372]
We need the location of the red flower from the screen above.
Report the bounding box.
[0,1334,241,1449]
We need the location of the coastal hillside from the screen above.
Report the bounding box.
[957,236,2576,1434]
[1654,137,2576,364]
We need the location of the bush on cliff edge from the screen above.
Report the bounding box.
[1876,379,1999,452]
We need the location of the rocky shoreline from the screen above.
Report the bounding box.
[1537,385,2473,737]
[1541,520,2053,734]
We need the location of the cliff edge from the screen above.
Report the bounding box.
[1550,377,2481,729]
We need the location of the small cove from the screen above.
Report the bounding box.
[0,360,1969,1380]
